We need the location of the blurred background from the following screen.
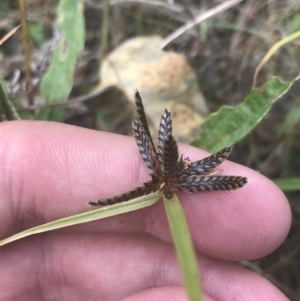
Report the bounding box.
[0,0,300,299]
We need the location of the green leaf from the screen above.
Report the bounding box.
[285,12,300,34]
[273,177,300,191]
[192,76,300,153]
[29,23,45,46]
[164,194,202,301]
[38,0,85,121]
[278,103,300,135]
[0,192,160,246]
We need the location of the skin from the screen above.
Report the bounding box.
[0,121,291,301]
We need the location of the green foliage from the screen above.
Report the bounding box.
[273,178,300,192]
[38,0,85,121]
[285,12,300,33]
[29,23,45,46]
[278,102,300,135]
[192,76,300,153]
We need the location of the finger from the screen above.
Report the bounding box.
[122,287,215,301]
[0,232,289,301]
[0,121,291,260]
[0,121,147,236]
[145,166,291,260]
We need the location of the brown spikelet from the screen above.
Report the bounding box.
[132,120,155,173]
[176,175,247,193]
[177,146,233,180]
[162,135,179,179]
[134,90,159,172]
[90,90,247,206]
[89,180,159,206]
[134,91,155,149]
[157,109,172,166]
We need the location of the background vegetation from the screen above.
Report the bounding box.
[1,0,300,299]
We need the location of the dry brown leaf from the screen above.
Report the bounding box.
[96,36,208,143]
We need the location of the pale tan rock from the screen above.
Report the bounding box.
[97,36,208,142]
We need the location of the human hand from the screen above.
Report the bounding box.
[0,121,291,301]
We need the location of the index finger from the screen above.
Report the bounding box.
[0,121,291,261]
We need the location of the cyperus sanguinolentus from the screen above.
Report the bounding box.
[90,91,247,206]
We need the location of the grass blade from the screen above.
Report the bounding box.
[273,178,300,192]
[192,76,300,153]
[0,192,160,246]
[38,0,85,121]
[253,30,300,87]
[164,194,203,301]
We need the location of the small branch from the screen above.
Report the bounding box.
[100,0,110,60]
[18,0,34,106]
[0,25,21,45]
[160,0,244,49]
